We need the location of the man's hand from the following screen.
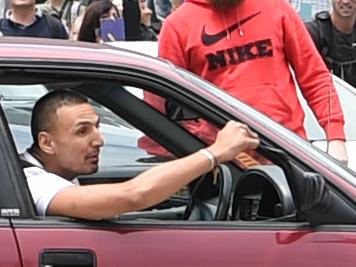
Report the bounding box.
[328,140,348,166]
[208,121,260,163]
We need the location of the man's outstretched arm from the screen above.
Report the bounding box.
[47,121,260,220]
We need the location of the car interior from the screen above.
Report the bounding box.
[1,67,356,226]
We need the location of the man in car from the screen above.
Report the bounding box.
[20,90,259,220]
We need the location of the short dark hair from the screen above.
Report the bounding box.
[31,90,88,149]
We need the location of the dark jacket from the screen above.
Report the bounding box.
[306,11,356,88]
[0,10,68,39]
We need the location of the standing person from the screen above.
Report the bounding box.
[0,0,68,38]
[21,90,259,219]
[157,0,348,164]
[69,12,84,40]
[306,0,356,88]
[138,0,158,40]
[123,0,157,41]
[77,0,120,43]
[38,0,86,33]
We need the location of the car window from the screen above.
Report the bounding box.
[127,85,270,171]
[0,84,48,98]
[0,84,174,171]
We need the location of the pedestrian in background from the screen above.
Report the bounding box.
[306,0,356,88]
[77,0,120,42]
[138,0,157,40]
[0,0,68,39]
[37,0,86,34]
[123,0,157,41]
[69,12,84,40]
[157,0,348,164]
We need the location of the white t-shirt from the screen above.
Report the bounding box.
[20,151,75,216]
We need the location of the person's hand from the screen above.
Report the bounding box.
[140,7,152,26]
[327,140,348,166]
[107,33,116,42]
[207,121,260,163]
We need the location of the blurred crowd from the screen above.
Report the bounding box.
[0,0,183,42]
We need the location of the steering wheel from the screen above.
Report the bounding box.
[231,168,286,221]
[183,164,233,221]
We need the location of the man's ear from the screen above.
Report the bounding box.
[38,131,56,155]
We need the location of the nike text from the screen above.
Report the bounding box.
[206,39,273,71]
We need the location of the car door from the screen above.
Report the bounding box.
[3,62,356,267]
[0,106,30,267]
[0,219,21,267]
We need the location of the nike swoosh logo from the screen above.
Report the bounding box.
[201,11,261,46]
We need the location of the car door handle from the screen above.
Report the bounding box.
[40,249,96,267]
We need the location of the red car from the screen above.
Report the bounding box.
[0,37,356,267]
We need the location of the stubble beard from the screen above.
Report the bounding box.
[208,0,243,11]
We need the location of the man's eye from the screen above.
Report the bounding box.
[77,128,88,136]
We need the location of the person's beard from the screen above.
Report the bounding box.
[208,0,243,11]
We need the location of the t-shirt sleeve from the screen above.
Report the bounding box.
[24,167,75,216]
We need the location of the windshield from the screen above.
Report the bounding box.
[0,84,48,99]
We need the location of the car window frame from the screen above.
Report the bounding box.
[1,60,356,227]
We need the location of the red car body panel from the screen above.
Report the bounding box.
[13,226,356,266]
[0,227,22,267]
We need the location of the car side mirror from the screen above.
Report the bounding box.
[258,144,356,225]
[298,172,356,225]
[165,101,200,121]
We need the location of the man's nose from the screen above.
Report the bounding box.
[92,128,104,147]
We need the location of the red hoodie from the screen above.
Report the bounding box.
[157,0,345,140]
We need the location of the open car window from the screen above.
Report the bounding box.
[1,72,355,226]
[126,86,270,170]
[0,83,176,172]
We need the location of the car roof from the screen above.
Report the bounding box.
[0,37,170,72]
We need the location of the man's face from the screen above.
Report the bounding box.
[331,0,356,19]
[10,0,35,8]
[48,103,104,178]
